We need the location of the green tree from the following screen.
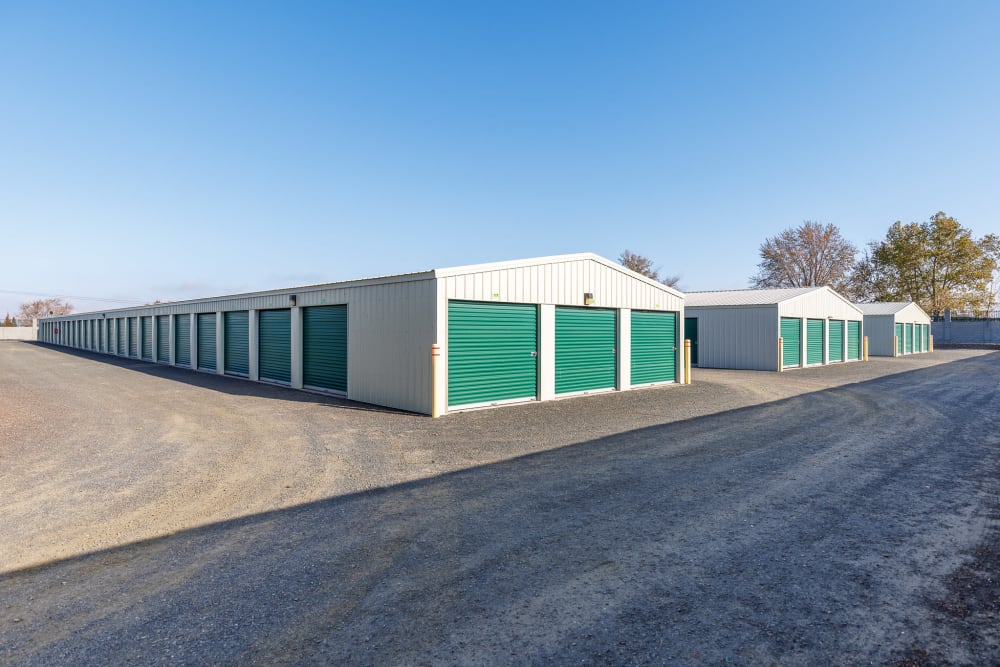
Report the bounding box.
[856,212,999,314]
[750,221,857,292]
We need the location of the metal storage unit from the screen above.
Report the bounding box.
[447,301,537,408]
[106,320,113,353]
[303,305,349,393]
[630,310,677,385]
[156,315,170,363]
[40,253,686,415]
[224,311,250,376]
[197,313,217,370]
[117,318,126,355]
[847,321,861,360]
[806,319,824,365]
[141,316,153,360]
[923,324,930,351]
[258,309,291,384]
[555,307,616,394]
[175,315,191,367]
[687,287,864,371]
[828,319,844,362]
[858,301,931,357]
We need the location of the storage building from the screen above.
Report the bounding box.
[684,286,865,371]
[857,302,932,357]
[39,253,685,415]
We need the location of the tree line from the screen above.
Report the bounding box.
[622,212,999,316]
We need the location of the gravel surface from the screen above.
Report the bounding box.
[1,342,998,665]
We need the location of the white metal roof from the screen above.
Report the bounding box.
[685,286,822,307]
[856,302,914,315]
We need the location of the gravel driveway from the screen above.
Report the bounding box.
[1,342,998,665]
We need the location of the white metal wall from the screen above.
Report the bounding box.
[686,306,780,371]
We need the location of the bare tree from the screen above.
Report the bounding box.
[619,250,680,288]
[17,298,74,323]
[751,221,857,293]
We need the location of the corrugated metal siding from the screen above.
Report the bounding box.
[197,313,217,370]
[555,307,617,394]
[224,311,250,376]
[175,314,191,367]
[117,318,125,355]
[630,310,677,384]
[443,258,683,312]
[258,309,291,383]
[685,306,780,371]
[302,305,348,392]
[447,301,538,407]
[156,315,170,362]
[778,291,864,321]
[863,315,895,357]
[141,316,153,360]
[829,320,844,362]
[129,319,138,357]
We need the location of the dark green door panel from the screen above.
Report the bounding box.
[117,318,126,355]
[224,311,250,376]
[198,313,217,370]
[303,305,348,392]
[141,316,153,360]
[914,324,922,353]
[905,323,914,353]
[156,315,170,362]
[631,310,677,384]
[129,319,138,357]
[828,319,844,362]
[924,324,930,351]
[106,320,113,354]
[448,301,537,407]
[847,321,861,360]
[895,323,903,354]
[259,309,291,383]
[806,319,824,365]
[175,314,191,367]
[555,307,616,394]
[781,317,801,368]
[684,317,698,365]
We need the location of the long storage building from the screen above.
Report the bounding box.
[684,286,865,371]
[857,302,932,356]
[39,253,685,415]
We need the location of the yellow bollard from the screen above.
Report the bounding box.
[929,334,934,353]
[777,337,784,372]
[431,343,442,418]
[863,335,869,361]
[684,339,692,384]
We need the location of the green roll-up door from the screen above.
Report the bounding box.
[156,315,170,362]
[631,310,677,384]
[141,316,153,360]
[806,319,824,365]
[684,317,698,365]
[117,318,125,355]
[905,323,913,354]
[303,305,348,392]
[448,301,538,407]
[781,317,801,368]
[129,319,138,357]
[924,324,930,351]
[197,313,217,370]
[106,321,113,353]
[847,321,861,360]
[895,323,903,354]
[259,309,291,383]
[224,311,250,376]
[914,324,922,354]
[555,307,617,394]
[828,320,844,362]
[175,315,191,367]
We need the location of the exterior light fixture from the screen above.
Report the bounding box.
[289,294,297,306]
[584,293,595,305]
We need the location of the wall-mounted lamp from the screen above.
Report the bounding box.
[583,292,595,305]
[289,294,297,306]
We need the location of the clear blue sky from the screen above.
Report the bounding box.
[2,1,998,317]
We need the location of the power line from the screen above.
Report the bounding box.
[0,288,148,305]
